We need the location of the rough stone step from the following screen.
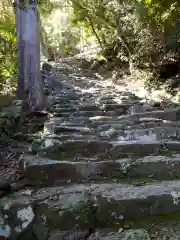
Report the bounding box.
[119,107,180,121]
[98,126,180,141]
[21,154,180,185]
[89,116,163,123]
[78,105,101,111]
[53,112,72,118]
[55,93,80,100]
[47,120,88,127]
[89,116,180,129]
[54,126,93,134]
[97,121,178,132]
[2,180,180,239]
[100,103,141,112]
[44,121,93,134]
[53,107,78,113]
[73,111,106,117]
[73,110,124,117]
[42,134,99,142]
[48,229,151,240]
[32,138,169,159]
[124,121,179,130]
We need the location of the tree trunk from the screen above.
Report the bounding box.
[15,0,44,112]
[14,0,24,100]
[87,17,104,50]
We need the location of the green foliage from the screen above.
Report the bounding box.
[1,0,180,95]
[0,0,55,92]
[0,3,17,90]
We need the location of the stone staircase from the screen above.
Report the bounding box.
[2,59,180,239]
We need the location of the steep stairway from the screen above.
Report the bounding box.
[1,58,180,239]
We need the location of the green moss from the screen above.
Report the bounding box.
[0,94,16,111]
[119,212,180,230]
[71,203,92,224]
[159,147,173,157]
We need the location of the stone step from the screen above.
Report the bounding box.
[73,110,124,117]
[2,180,180,239]
[55,93,80,100]
[44,121,93,134]
[48,120,88,127]
[73,110,106,117]
[32,136,180,160]
[48,229,151,240]
[42,134,99,142]
[98,126,180,141]
[119,107,180,121]
[32,138,180,159]
[124,121,179,130]
[21,154,180,185]
[54,107,78,113]
[89,116,164,123]
[78,104,100,111]
[89,116,180,129]
[100,103,140,112]
[54,126,93,134]
[53,112,71,118]
[97,120,178,130]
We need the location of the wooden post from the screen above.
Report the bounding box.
[15,0,44,111]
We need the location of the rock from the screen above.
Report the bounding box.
[32,139,112,158]
[48,232,65,240]
[19,153,180,184]
[32,138,165,159]
[31,138,62,154]
[120,126,179,141]
[48,229,88,240]
[107,229,150,240]
[0,228,9,239]
[108,141,161,158]
[33,222,48,240]
[128,105,147,115]
[0,183,12,198]
[121,107,180,121]
[41,62,52,72]
[44,121,55,135]
[20,155,101,185]
[1,181,180,234]
[0,201,35,240]
[87,229,150,240]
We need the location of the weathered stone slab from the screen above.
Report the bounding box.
[32,139,112,158]
[78,105,100,111]
[107,141,161,158]
[54,126,92,134]
[54,107,77,113]
[48,229,150,240]
[2,181,180,239]
[20,155,101,184]
[164,141,180,152]
[44,121,93,135]
[119,107,180,121]
[32,138,164,158]
[53,112,71,118]
[117,126,179,141]
[21,154,180,184]
[73,111,106,117]
[88,229,151,240]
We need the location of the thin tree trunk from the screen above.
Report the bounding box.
[37,9,48,58]
[15,0,44,111]
[87,17,103,50]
